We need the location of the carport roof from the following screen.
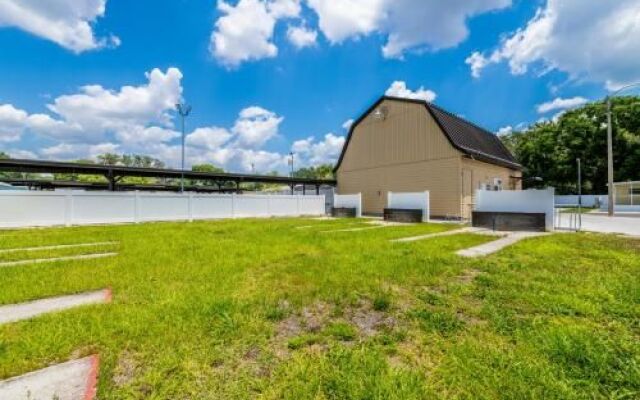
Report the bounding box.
[334,96,522,171]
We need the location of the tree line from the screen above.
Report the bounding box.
[500,96,640,194]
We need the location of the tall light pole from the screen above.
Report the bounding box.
[251,162,256,191]
[606,82,640,216]
[175,103,192,193]
[288,152,294,177]
[288,152,294,195]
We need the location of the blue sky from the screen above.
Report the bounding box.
[0,0,638,173]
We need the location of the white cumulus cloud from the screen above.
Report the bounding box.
[292,133,345,165]
[287,25,318,49]
[2,66,340,174]
[210,0,301,67]
[466,0,640,89]
[385,81,436,102]
[496,126,513,136]
[342,118,354,130]
[536,96,588,114]
[308,0,511,59]
[0,0,118,53]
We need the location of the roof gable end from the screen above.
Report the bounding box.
[334,96,521,172]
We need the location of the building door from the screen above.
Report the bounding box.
[461,169,473,220]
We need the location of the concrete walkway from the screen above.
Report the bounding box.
[391,227,492,243]
[0,242,118,254]
[557,214,640,236]
[0,355,99,400]
[320,225,386,233]
[456,232,548,257]
[0,252,117,268]
[0,289,111,325]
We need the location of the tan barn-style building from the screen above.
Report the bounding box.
[334,96,522,219]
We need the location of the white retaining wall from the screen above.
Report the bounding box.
[475,188,555,231]
[0,191,325,228]
[387,191,430,222]
[333,193,362,217]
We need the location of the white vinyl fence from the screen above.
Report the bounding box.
[555,195,605,208]
[0,191,325,228]
[333,193,362,217]
[387,191,430,222]
[475,188,555,231]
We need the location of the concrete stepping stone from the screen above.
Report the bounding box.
[0,242,118,254]
[0,355,99,400]
[0,289,111,325]
[456,232,548,257]
[0,252,117,268]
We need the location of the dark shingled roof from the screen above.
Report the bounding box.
[334,96,522,172]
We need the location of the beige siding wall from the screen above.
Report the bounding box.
[337,99,462,217]
[338,158,461,216]
[339,100,459,171]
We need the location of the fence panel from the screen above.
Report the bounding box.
[0,192,67,227]
[138,194,190,222]
[192,195,234,219]
[0,191,325,228]
[72,193,136,225]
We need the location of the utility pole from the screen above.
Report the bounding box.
[606,97,614,216]
[577,158,582,231]
[175,103,192,193]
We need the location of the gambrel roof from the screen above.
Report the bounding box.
[334,96,522,171]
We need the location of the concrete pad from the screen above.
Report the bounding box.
[0,242,118,254]
[0,289,111,325]
[456,232,548,258]
[558,214,640,236]
[0,252,117,268]
[320,226,386,233]
[391,227,492,243]
[0,355,99,400]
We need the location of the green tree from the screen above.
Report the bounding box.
[191,164,224,173]
[501,96,640,194]
[189,163,225,187]
[292,164,335,179]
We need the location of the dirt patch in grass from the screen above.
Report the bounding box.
[113,350,139,387]
[275,301,333,339]
[345,300,397,337]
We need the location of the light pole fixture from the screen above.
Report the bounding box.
[175,103,192,193]
[288,152,294,195]
[289,152,294,176]
[606,82,640,216]
[251,162,256,191]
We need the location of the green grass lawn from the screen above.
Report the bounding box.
[0,218,638,399]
